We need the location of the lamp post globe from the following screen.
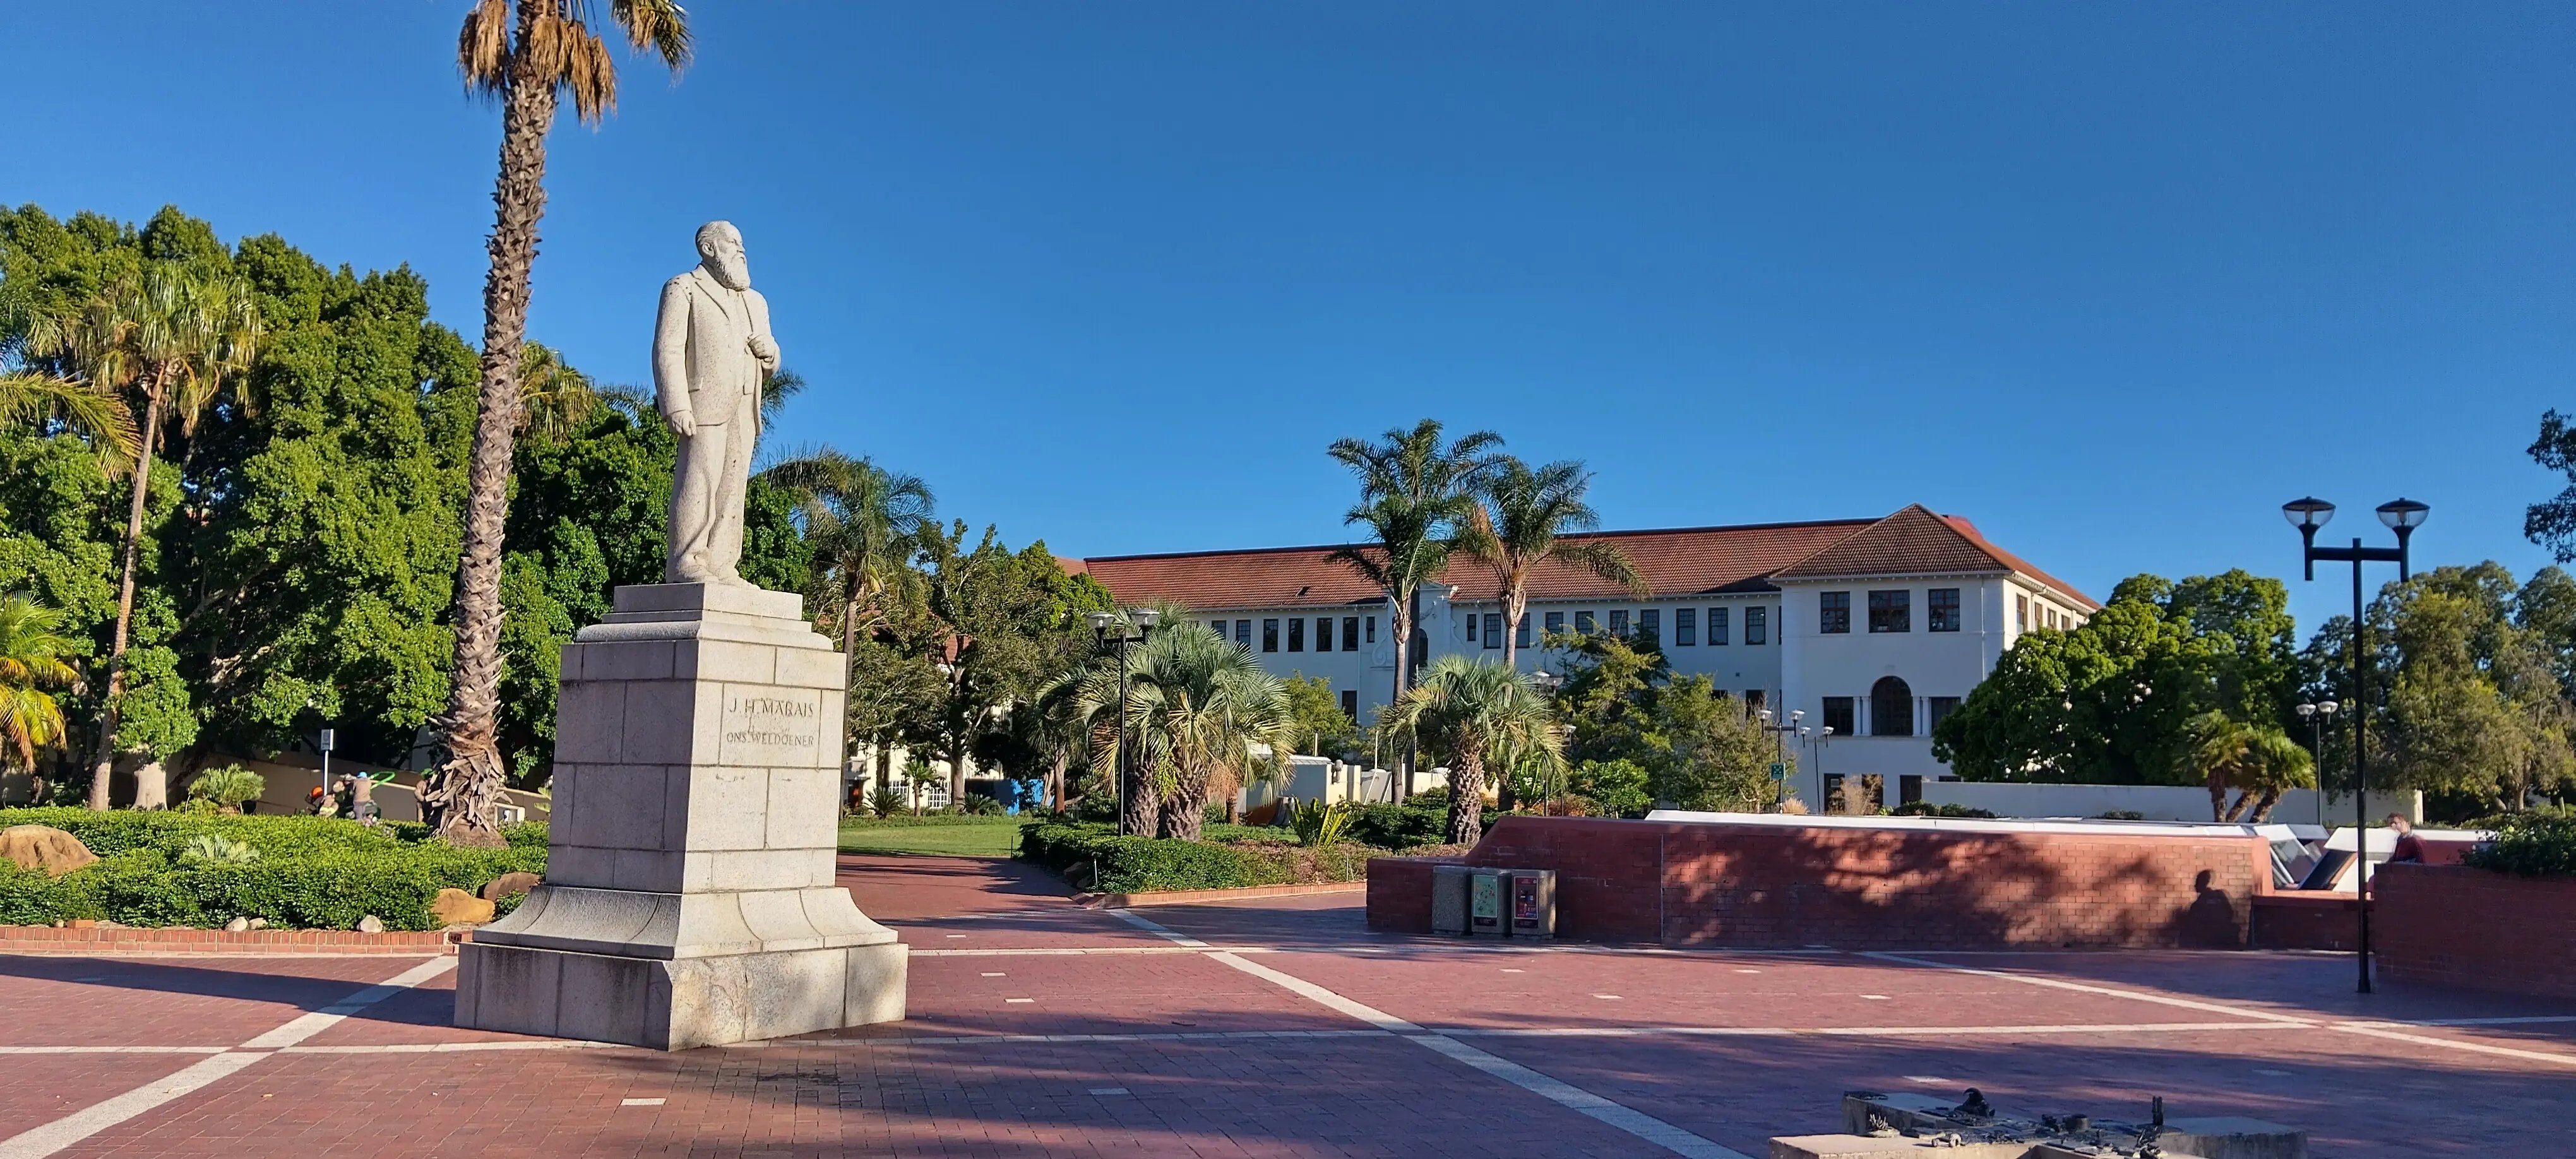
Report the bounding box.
[2281,497,2336,531]
[2375,498,2430,530]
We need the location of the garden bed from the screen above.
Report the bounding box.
[1018,820,1390,893]
[0,808,546,932]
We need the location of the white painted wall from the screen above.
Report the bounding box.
[1918,782,2423,826]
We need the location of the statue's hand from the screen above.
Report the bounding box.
[665,408,696,439]
[748,332,780,367]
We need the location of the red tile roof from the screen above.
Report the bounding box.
[1078,508,2096,612]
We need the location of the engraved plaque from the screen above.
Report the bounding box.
[719,687,822,767]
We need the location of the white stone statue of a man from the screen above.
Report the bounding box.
[653,220,781,587]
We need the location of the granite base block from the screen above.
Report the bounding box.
[456,939,908,1051]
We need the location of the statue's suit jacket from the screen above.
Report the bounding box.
[652,266,776,430]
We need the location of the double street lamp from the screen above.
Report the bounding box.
[2283,496,2428,995]
[1755,708,1808,811]
[1087,607,1160,835]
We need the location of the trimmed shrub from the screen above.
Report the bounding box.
[2464,811,2576,879]
[1018,820,1384,893]
[1890,801,1998,819]
[0,809,547,930]
[1347,800,1446,851]
[186,766,265,814]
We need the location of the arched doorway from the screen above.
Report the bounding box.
[1871,676,1914,737]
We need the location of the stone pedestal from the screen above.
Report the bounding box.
[455,583,907,1050]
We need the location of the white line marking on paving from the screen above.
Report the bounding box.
[0,955,454,1159]
[981,972,1006,977]
[621,1097,665,1106]
[1859,952,2313,1025]
[2330,1023,2576,1067]
[1734,968,1760,974]
[1859,994,1890,1001]
[912,945,1215,957]
[1904,1076,1952,1085]
[2366,1014,2576,1028]
[1006,998,1034,1004]
[1500,968,1525,973]
[1593,994,1622,1001]
[281,1040,631,1054]
[237,956,457,1049]
[1106,909,1211,948]
[1410,1033,1753,1159]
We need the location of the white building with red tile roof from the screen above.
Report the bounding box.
[1078,504,2096,807]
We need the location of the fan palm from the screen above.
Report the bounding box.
[761,449,936,659]
[0,595,81,775]
[1325,420,1502,790]
[22,267,260,809]
[1080,624,1289,841]
[2183,711,2315,822]
[0,372,141,476]
[1381,655,1565,845]
[431,0,689,846]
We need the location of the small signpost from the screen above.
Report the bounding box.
[1768,762,1786,782]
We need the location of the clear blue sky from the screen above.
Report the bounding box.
[9,3,2575,635]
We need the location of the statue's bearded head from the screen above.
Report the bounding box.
[696,220,751,291]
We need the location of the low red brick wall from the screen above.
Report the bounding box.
[1365,857,1448,933]
[0,925,462,955]
[1369,816,2275,950]
[2376,864,2576,999]
[2250,893,2360,951]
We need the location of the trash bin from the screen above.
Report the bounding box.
[1469,867,1508,936]
[1431,864,1472,935]
[1506,869,1556,939]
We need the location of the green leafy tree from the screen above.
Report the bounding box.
[1642,675,1776,813]
[763,449,935,662]
[909,521,1070,811]
[1382,655,1564,844]
[435,0,692,845]
[1566,757,1650,819]
[1279,674,1360,758]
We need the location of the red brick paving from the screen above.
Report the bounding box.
[0,853,2570,1157]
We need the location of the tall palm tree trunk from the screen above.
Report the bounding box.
[1493,585,1529,813]
[431,6,555,847]
[1389,590,1414,797]
[1166,763,1208,841]
[86,373,167,810]
[1447,750,1487,845]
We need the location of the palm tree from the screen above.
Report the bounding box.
[1326,420,1501,792]
[2184,711,2315,821]
[1381,655,1565,845]
[0,595,82,783]
[515,342,604,443]
[1082,624,1289,841]
[431,0,689,845]
[23,268,260,809]
[760,449,935,660]
[0,372,141,476]
[1456,456,1643,675]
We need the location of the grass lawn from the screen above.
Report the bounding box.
[837,817,1027,858]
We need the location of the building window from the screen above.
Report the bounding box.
[1262,619,1279,652]
[1822,696,1856,737]
[1928,588,1960,633]
[1675,607,1697,646]
[1209,619,1225,639]
[1546,610,1565,636]
[1820,591,1852,634]
[1575,610,1597,634]
[2016,595,2028,633]
[1366,615,1376,644]
[1867,590,1910,634]
[1929,696,1960,731]
[1483,613,1503,649]
[1515,613,1532,648]
[1638,609,1660,643]
[1316,617,1335,651]
[1465,614,1477,643]
[1342,616,1360,651]
[1745,689,1765,710]
[1236,620,1251,647]
[1609,610,1629,636]
[1289,617,1306,651]
[1340,689,1359,721]
[1871,676,1914,737]
[1709,607,1729,646]
[1744,606,1766,645]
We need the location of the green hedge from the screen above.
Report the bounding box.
[1017,821,1381,893]
[2463,811,2576,879]
[839,814,1027,829]
[0,809,547,930]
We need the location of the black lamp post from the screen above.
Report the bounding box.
[1755,708,1808,811]
[1088,607,1160,836]
[2284,496,2428,994]
[1532,670,1565,814]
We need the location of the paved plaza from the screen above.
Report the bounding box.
[1,855,2572,1158]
